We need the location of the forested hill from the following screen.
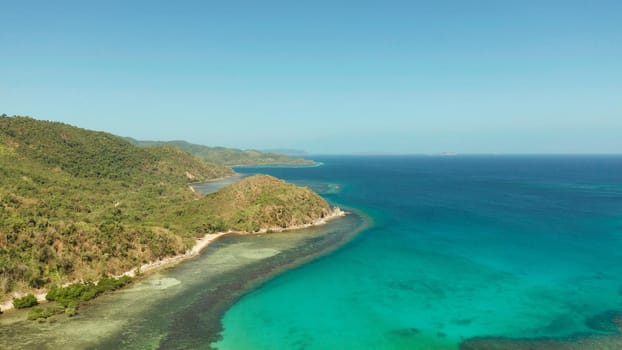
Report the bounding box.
[124,138,315,166]
[0,116,230,299]
[0,116,332,303]
[188,175,331,233]
[0,117,233,182]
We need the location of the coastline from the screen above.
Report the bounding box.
[254,207,346,233]
[0,207,368,349]
[0,207,346,313]
[112,206,368,350]
[172,207,366,349]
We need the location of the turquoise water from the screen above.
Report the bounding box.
[214,156,622,349]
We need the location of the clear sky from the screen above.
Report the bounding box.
[1,1,621,154]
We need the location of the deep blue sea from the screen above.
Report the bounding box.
[214,155,622,349]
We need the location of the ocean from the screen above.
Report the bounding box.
[2,155,621,349]
[214,155,622,349]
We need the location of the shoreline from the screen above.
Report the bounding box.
[169,207,367,349]
[254,206,346,233]
[0,207,346,313]
[0,207,368,349]
[122,207,367,349]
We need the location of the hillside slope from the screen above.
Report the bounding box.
[0,117,233,182]
[125,138,315,166]
[0,116,332,302]
[0,117,231,298]
[189,175,332,233]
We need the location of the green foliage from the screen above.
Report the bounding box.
[0,116,225,299]
[46,276,132,309]
[190,175,331,232]
[97,275,132,292]
[36,276,133,319]
[27,305,64,321]
[0,116,232,182]
[12,294,38,309]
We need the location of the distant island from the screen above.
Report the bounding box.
[124,138,315,166]
[0,116,341,315]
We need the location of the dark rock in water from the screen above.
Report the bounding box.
[390,327,420,337]
[541,314,575,334]
[452,318,473,325]
[407,327,420,334]
[585,310,622,333]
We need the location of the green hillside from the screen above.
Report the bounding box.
[125,138,315,166]
[0,116,331,303]
[0,117,233,182]
[188,175,332,233]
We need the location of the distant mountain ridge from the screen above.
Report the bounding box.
[0,117,233,182]
[124,138,315,166]
[262,149,309,156]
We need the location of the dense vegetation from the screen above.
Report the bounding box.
[46,276,132,308]
[12,294,38,309]
[125,138,314,166]
[0,117,233,182]
[21,277,132,319]
[0,116,330,307]
[22,276,133,320]
[38,276,133,317]
[27,304,65,320]
[0,116,230,300]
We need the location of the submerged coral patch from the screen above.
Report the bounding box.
[585,310,622,333]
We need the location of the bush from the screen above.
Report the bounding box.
[97,275,132,292]
[13,294,38,309]
[45,276,132,311]
[46,282,97,307]
[27,305,64,320]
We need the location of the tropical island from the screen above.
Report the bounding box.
[0,115,342,317]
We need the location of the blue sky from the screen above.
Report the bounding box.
[1,0,621,154]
